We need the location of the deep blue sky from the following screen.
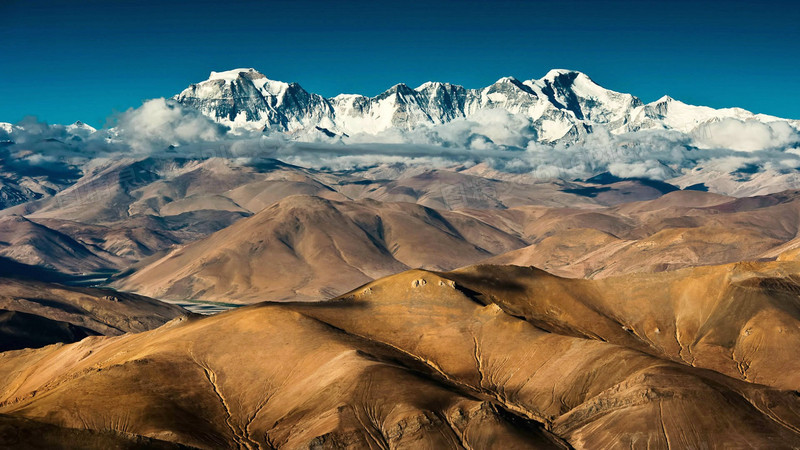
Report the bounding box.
[2,0,798,127]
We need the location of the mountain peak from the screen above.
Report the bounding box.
[208,68,265,82]
[416,81,449,91]
[494,76,520,84]
[172,67,789,143]
[67,120,97,135]
[384,83,415,95]
[542,69,586,80]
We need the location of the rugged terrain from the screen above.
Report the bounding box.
[0,257,187,352]
[174,68,794,141]
[2,261,800,448]
[2,67,800,448]
[116,187,800,303]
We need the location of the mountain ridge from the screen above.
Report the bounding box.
[5,262,800,448]
[174,68,795,142]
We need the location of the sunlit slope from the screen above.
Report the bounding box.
[3,262,800,448]
[117,196,525,302]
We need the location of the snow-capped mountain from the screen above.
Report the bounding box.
[0,122,13,142]
[65,121,97,137]
[0,120,96,144]
[174,68,795,143]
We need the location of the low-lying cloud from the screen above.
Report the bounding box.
[3,98,800,195]
[113,98,228,152]
[692,118,800,152]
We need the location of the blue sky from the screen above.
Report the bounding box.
[2,0,798,127]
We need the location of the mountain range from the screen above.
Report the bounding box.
[2,67,800,207]
[174,68,795,142]
[4,260,800,448]
[3,68,800,448]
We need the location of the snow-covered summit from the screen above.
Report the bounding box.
[173,68,798,143]
[67,121,97,134]
[208,68,262,82]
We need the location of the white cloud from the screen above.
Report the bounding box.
[344,109,538,150]
[5,106,800,197]
[699,156,759,173]
[113,98,228,152]
[608,160,675,180]
[692,119,800,152]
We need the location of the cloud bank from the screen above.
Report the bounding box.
[692,119,800,152]
[113,98,228,152]
[2,97,800,196]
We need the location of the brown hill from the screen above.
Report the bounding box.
[2,262,800,448]
[487,189,800,278]
[117,196,527,302]
[0,156,740,283]
[0,277,186,351]
[448,263,800,391]
[0,310,97,352]
[33,211,248,264]
[0,158,617,276]
[7,158,623,225]
[489,225,783,278]
[0,215,121,274]
[118,189,800,303]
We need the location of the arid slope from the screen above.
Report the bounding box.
[486,189,800,278]
[119,189,800,303]
[2,262,800,448]
[0,270,186,351]
[117,196,526,302]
